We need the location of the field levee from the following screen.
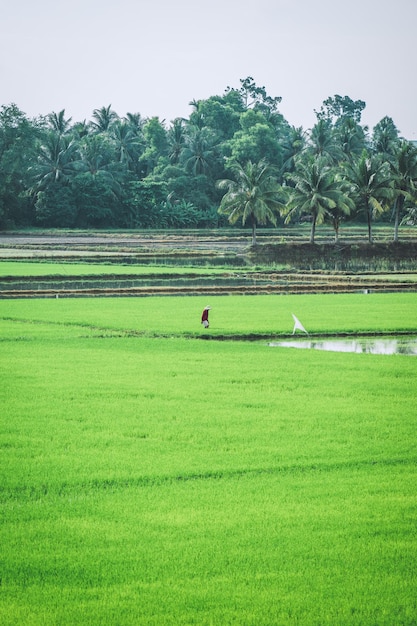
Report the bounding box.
[249,241,417,269]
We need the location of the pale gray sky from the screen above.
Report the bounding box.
[2,0,416,138]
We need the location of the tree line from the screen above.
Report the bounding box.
[1,77,416,243]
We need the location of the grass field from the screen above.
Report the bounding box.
[0,292,416,337]
[1,293,417,625]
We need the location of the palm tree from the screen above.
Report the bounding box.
[122,113,145,175]
[326,177,355,242]
[77,134,118,185]
[308,119,342,164]
[181,127,216,176]
[188,100,204,129]
[32,132,78,188]
[72,120,89,139]
[167,118,186,164]
[47,110,72,135]
[74,134,122,225]
[285,156,353,244]
[123,112,144,135]
[346,151,393,243]
[90,105,118,133]
[280,126,306,180]
[110,120,142,168]
[334,117,367,162]
[390,141,417,241]
[216,160,283,245]
[30,131,79,227]
[372,116,399,158]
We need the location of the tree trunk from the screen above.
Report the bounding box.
[309,215,316,244]
[251,217,257,246]
[366,201,373,243]
[393,196,403,242]
[334,219,339,242]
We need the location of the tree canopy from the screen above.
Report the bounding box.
[0,78,416,241]
[217,160,284,245]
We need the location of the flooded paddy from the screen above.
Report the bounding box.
[269,336,417,356]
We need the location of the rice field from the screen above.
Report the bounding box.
[1,292,417,625]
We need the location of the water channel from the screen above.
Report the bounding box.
[268,336,417,356]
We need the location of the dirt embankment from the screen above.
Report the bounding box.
[0,235,416,298]
[249,241,417,266]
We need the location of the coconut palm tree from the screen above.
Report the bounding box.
[325,178,355,242]
[334,117,367,162]
[372,116,399,158]
[90,105,118,133]
[47,110,72,136]
[109,120,142,169]
[390,141,417,241]
[30,131,79,227]
[346,151,393,243]
[72,120,89,140]
[285,156,353,244]
[167,118,186,164]
[188,99,205,129]
[33,132,78,188]
[308,119,342,164]
[123,112,144,135]
[280,126,306,180]
[77,134,119,187]
[216,160,283,245]
[181,127,216,176]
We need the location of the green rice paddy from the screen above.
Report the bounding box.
[1,292,417,625]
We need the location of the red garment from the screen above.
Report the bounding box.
[201,308,209,323]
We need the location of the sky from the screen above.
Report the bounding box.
[2,0,416,138]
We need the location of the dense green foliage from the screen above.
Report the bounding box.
[1,294,416,624]
[1,80,417,239]
[217,160,284,244]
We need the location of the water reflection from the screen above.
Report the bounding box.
[269,337,417,355]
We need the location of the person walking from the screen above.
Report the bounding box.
[201,305,211,328]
